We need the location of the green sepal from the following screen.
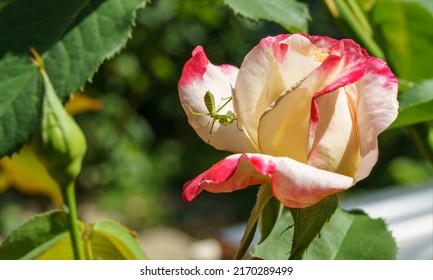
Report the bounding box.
[258,196,281,243]
[31,51,86,187]
[234,184,273,259]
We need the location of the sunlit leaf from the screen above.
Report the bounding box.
[372,1,433,81]
[223,0,310,32]
[0,211,73,260]
[303,209,397,259]
[0,145,63,205]
[34,237,75,260]
[64,92,103,116]
[404,0,433,16]
[0,211,148,260]
[390,79,433,129]
[85,219,148,260]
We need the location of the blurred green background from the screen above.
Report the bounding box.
[0,0,431,242]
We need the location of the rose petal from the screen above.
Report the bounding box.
[354,57,398,182]
[183,153,353,208]
[309,35,338,48]
[234,34,322,148]
[258,39,369,162]
[178,46,257,153]
[182,153,271,202]
[307,87,359,177]
[218,64,239,86]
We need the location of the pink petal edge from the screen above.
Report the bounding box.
[178,46,209,87]
[183,153,353,208]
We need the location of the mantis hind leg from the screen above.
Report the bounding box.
[184,103,209,117]
[207,119,217,143]
[206,119,244,143]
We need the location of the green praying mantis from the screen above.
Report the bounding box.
[186,91,239,142]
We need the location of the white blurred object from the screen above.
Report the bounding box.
[138,227,193,259]
[138,227,223,260]
[189,239,223,260]
[340,181,433,260]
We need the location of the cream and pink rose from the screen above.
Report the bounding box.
[178,33,398,208]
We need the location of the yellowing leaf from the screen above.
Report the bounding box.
[35,237,74,260]
[0,211,70,260]
[85,220,148,260]
[65,92,103,116]
[0,145,63,205]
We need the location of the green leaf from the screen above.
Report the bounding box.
[304,209,398,259]
[404,0,433,16]
[252,196,339,260]
[0,0,146,157]
[251,208,294,260]
[390,80,433,129]
[406,123,433,167]
[0,0,13,10]
[289,195,338,259]
[259,196,281,243]
[223,0,310,33]
[388,156,433,184]
[0,210,73,260]
[85,219,148,260]
[252,207,398,260]
[371,1,433,81]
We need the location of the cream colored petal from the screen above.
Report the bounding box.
[354,57,398,182]
[218,64,238,86]
[234,34,321,149]
[258,84,311,162]
[257,64,340,161]
[307,87,359,177]
[258,39,369,162]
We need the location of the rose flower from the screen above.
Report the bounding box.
[179,34,398,208]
